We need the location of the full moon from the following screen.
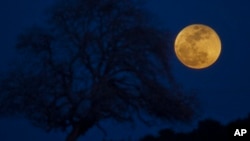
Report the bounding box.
[174,24,221,69]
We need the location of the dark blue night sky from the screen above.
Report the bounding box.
[1,0,250,140]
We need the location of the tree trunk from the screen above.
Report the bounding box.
[66,127,81,141]
[65,119,97,141]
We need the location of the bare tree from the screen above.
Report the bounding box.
[0,0,197,141]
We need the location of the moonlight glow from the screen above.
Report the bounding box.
[174,24,221,69]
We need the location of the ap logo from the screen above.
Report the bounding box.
[234,129,247,136]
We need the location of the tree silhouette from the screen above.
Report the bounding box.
[141,115,250,141]
[0,0,197,141]
[141,119,226,141]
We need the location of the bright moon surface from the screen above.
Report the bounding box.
[174,24,221,69]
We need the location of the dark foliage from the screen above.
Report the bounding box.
[0,0,197,141]
[141,114,250,141]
